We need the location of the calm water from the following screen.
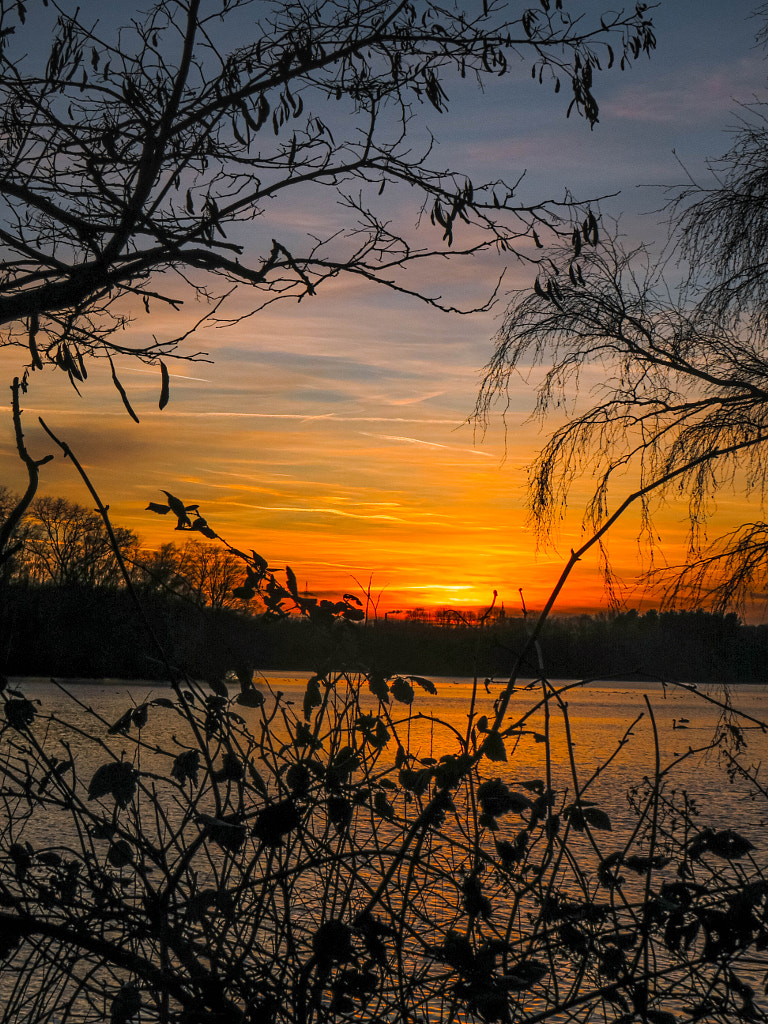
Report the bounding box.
[4,674,768,1023]
[11,673,768,836]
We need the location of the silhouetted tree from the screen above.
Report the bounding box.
[132,541,190,596]
[0,487,32,585]
[476,15,768,612]
[135,539,247,608]
[180,540,248,609]
[24,496,139,588]
[0,0,656,403]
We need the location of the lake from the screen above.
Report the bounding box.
[11,672,768,838]
[3,672,768,1024]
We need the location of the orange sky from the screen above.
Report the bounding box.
[0,3,765,619]
[0,279,745,619]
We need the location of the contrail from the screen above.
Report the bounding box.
[360,431,494,456]
[117,365,212,382]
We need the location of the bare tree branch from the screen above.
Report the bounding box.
[476,41,768,612]
[0,0,656,395]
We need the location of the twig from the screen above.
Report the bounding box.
[0,378,53,566]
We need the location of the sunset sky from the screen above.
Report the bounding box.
[1,1,766,617]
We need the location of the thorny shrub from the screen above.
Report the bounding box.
[0,493,767,1024]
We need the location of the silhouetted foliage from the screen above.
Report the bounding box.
[476,14,768,615]
[0,0,655,402]
[1,502,768,1024]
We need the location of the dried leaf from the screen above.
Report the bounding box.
[390,676,414,705]
[482,730,507,762]
[108,357,139,423]
[159,360,170,410]
[303,675,322,719]
[111,984,141,1024]
[410,675,437,695]
[171,749,200,786]
[88,762,137,808]
[4,698,36,731]
[583,806,612,831]
[107,839,134,868]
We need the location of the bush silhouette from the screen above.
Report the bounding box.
[1,507,767,1024]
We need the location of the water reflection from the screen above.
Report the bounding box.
[11,675,768,835]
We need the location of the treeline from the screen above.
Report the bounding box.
[0,488,263,679]
[2,489,767,682]
[2,578,766,683]
[0,489,248,607]
[295,608,768,684]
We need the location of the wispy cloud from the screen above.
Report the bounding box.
[363,432,447,449]
[18,407,464,425]
[603,56,767,126]
[370,390,447,406]
[240,504,406,522]
[361,431,493,456]
[400,584,473,592]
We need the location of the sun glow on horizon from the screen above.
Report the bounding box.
[0,338,747,621]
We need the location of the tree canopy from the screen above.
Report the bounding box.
[0,0,655,411]
[476,17,768,614]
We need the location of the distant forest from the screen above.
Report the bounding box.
[1,582,767,683]
[1,490,766,684]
